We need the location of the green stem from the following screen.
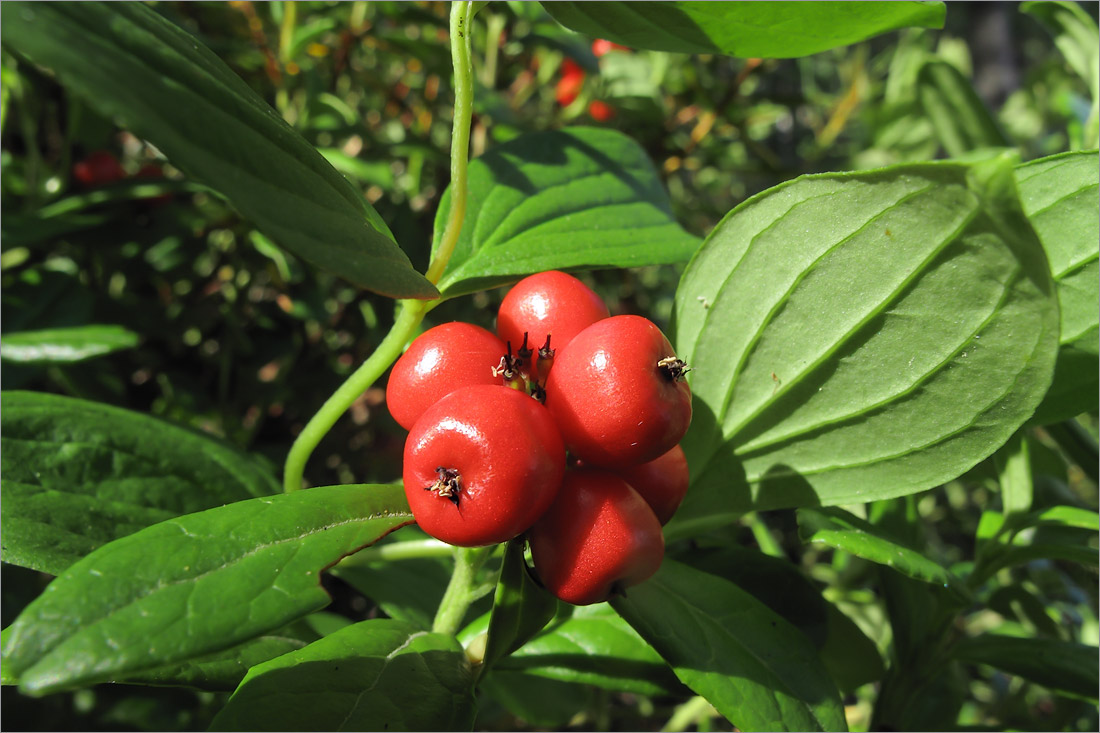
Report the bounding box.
[745,512,785,558]
[340,538,454,565]
[283,299,427,492]
[425,0,475,286]
[281,1,479,492]
[432,546,493,636]
[662,696,715,733]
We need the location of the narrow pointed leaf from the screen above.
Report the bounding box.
[542,2,944,58]
[612,560,846,732]
[479,538,558,678]
[1,391,279,575]
[1015,151,1099,424]
[0,2,434,298]
[431,127,700,298]
[798,507,968,600]
[917,59,1010,156]
[669,154,1059,539]
[953,635,1099,699]
[0,325,139,363]
[209,620,476,732]
[1,484,413,695]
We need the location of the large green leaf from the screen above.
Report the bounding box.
[542,2,944,58]
[612,560,846,732]
[431,127,700,298]
[0,2,434,299]
[0,391,279,575]
[1015,151,1099,424]
[1,484,413,695]
[465,603,683,696]
[209,619,476,731]
[668,154,1059,539]
[798,508,969,600]
[0,325,139,363]
[952,635,1099,699]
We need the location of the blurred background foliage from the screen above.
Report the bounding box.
[1,1,1097,730]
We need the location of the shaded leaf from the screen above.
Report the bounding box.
[0,326,138,364]
[993,432,1033,515]
[916,59,1010,157]
[1,484,413,694]
[0,2,434,298]
[542,1,944,58]
[479,538,558,678]
[0,391,279,575]
[669,154,1059,539]
[431,127,700,298]
[209,619,476,732]
[953,634,1098,699]
[612,560,846,732]
[120,634,310,692]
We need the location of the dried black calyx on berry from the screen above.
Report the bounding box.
[657,356,691,382]
[427,466,462,506]
[492,346,521,381]
[516,332,533,363]
[536,334,555,376]
[529,381,547,403]
[537,334,555,361]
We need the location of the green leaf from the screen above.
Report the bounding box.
[468,603,682,696]
[953,635,1099,699]
[1015,151,1099,424]
[542,1,944,58]
[479,539,558,679]
[1,325,139,363]
[209,619,476,731]
[669,155,1060,539]
[0,391,279,575]
[0,2,435,299]
[333,556,453,630]
[1024,506,1100,532]
[916,59,1010,157]
[798,508,968,600]
[993,431,1033,515]
[1,484,413,695]
[431,127,700,298]
[611,560,846,732]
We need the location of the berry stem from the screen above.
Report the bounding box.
[339,538,454,565]
[432,545,494,637]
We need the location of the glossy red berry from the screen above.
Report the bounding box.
[545,315,691,468]
[72,150,126,187]
[403,385,565,547]
[528,468,664,605]
[614,444,689,525]
[496,271,609,381]
[555,59,585,106]
[387,322,507,431]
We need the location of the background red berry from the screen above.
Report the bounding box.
[72,150,126,187]
[615,444,689,525]
[545,315,691,467]
[386,322,507,431]
[529,468,664,605]
[403,385,565,547]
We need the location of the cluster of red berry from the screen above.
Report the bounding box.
[387,271,692,605]
[555,39,629,122]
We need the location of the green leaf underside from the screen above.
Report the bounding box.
[542,1,944,58]
[0,325,139,363]
[798,508,965,594]
[0,2,435,299]
[669,157,1059,537]
[1015,152,1099,423]
[612,560,846,732]
[480,538,558,678]
[209,620,475,732]
[953,634,1099,699]
[431,127,700,298]
[0,391,279,575]
[1,484,413,694]
[468,603,682,696]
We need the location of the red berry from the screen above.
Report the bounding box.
[614,444,689,525]
[72,150,126,187]
[545,315,691,467]
[528,468,664,605]
[591,39,629,57]
[496,271,609,381]
[587,100,616,122]
[387,322,507,431]
[403,385,565,547]
[555,59,585,106]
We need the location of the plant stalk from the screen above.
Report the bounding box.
[432,546,493,636]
